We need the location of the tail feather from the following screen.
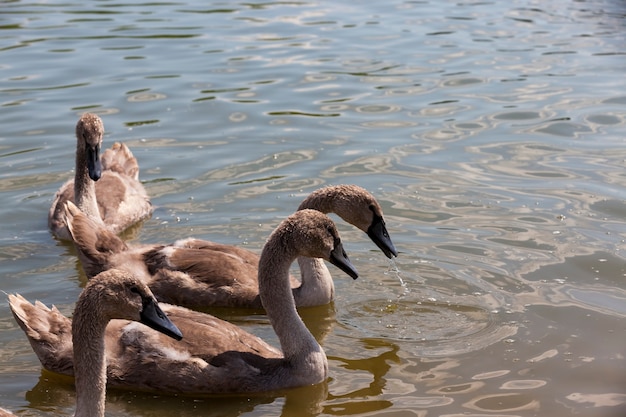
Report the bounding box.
[64,201,128,278]
[8,294,75,375]
[101,142,140,180]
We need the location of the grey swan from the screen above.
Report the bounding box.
[11,209,358,394]
[9,269,182,416]
[48,113,152,240]
[64,184,396,308]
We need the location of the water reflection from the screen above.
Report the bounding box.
[24,373,74,414]
[520,251,626,317]
[463,393,539,413]
[19,305,405,416]
[326,338,400,414]
[24,372,330,417]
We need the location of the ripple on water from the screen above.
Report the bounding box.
[463,393,540,412]
[337,298,517,356]
[127,91,167,102]
[500,379,547,390]
[428,381,485,395]
[492,110,543,121]
[532,120,593,137]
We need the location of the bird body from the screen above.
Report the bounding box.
[48,113,152,240]
[65,184,395,309]
[12,210,357,394]
[9,269,181,416]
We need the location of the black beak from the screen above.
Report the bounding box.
[140,297,183,341]
[329,240,359,280]
[367,215,398,258]
[87,144,102,181]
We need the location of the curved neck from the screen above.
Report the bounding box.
[72,298,107,417]
[297,186,370,233]
[293,257,334,307]
[74,144,100,221]
[258,239,320,360]
[297,192,332,214]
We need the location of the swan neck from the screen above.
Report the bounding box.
[259,240,319,359]
[297,193,332,214]
[72,297,107,417]
[74,142,100,221]
[294,257,334,307]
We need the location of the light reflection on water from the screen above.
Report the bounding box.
[1,0,626,416]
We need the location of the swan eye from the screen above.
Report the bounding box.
[130,286,140,294]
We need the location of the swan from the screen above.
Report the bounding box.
[48,113,152,240]
[12,209,358,394]
[65,184,396,308]
[9,269,182,417]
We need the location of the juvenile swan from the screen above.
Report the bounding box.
[9,269,182,417]
[65,184,395,308]
[48,113,152,240]
[12,210,358,394]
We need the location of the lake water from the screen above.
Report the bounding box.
[1,0,625,416]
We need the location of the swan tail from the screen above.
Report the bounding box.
[64,201,128,278]
[8,294,75,375]
[101,142,140,180]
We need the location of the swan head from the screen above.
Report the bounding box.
[298,185,398,259]
[79,269,183,340]
[279,209,359,280]
[76,113,104,182]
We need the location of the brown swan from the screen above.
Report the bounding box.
[9,269,182,416]
[48,113,152,240]
[65,184,395,308]
[12,209,357,394]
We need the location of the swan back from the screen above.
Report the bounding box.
[95,141,152,231]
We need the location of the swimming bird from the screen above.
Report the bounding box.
[65,184,395,309]
[9,269,182,417]
[48,113,152,240]
[12,209,357,394]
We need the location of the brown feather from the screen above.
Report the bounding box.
[11,211,355,394]
[67,185,394,309]
[49,113,152,240]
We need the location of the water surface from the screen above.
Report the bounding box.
[1,0,625,416]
